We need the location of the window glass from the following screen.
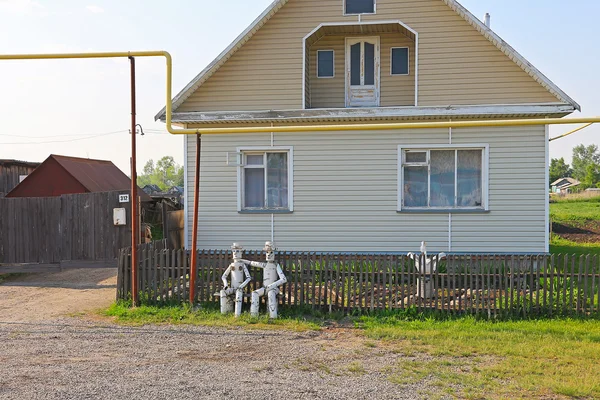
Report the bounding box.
[317,50,334,78]
[430,150,455,207]
[350,43,361,86]
[404,166,428,208]
[266,153,288,208]
[346,0,374,14]
[457,150,483,207]
[401,148,484,210]
[242,151,290,210]
[246,154,263,166]
[405,151,426,164]
[364,42,375,85]
[244,168,264,208]
[391,47,409,75]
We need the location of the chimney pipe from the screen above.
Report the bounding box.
[484,13,491,28]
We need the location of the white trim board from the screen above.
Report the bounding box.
[169,103,575,124]
[155,0,578,121]
[544,124,550,253]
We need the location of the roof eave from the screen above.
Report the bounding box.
[164,103,575,124]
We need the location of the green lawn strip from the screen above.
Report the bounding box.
[550,236,600,256]
[550,200,600,224]
[359,316,600,399]
[103,302,321,332]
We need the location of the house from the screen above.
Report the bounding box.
[156,0,580,253]
[0,159,40,198]
[551,178,580,194]
[6,154,151,201]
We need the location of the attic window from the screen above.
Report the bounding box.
[317,50,334,78]
[391,47,409,75]
[345,0,375,15]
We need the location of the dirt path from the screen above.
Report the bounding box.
[0,269,446,399]
[0,268,117,322]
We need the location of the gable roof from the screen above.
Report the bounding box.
[8,155,151,201]
[551,177,580,187]
[155,0,579,121]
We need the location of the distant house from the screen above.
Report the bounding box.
[6,154,151,201]
[551,178,580,194]
[0,159,40,198]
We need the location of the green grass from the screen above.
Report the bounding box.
[550,200,600,223]
[103,302,321,332]
[550,236,600,256]
[359,315,600,399]
[0,273,24,284]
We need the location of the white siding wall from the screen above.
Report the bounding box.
[186,125,546,253]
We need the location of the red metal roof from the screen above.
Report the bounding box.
[50,155,151,201]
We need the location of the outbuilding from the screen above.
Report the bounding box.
[6,154,150,201]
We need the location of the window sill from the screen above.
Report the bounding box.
[343,12,376,16]
[238,210,293,214]
[397,209,489,214]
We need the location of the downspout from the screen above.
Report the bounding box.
[189,134,201,304]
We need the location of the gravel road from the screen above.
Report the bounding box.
[0,270,437,399]
[0,318,435,400]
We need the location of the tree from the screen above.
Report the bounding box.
[549,158,572,186]
[571,144,600,182]
[583,163,600,188]
[137,156,184,190]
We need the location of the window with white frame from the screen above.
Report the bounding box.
[345,0,375,15]
[238,148,292,211]
[391,47,409,75]
[399,147,487,210]
[317,50,335,78]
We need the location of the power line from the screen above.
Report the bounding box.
[0,130,128,145]
[0,129,128,139]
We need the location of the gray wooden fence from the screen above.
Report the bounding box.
[118,246,600,318]
[0,191,133,271]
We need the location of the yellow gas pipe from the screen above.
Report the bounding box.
[2,50,598,305]
[0,50,598,137]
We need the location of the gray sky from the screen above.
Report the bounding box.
[0,0,598,172]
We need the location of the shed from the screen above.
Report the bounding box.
[0,159,40,198]
[6,154,151,201]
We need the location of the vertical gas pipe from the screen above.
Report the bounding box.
[129,56,139,306]
[189,134,201,304]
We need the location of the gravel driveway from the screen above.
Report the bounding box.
[0,270,436,400]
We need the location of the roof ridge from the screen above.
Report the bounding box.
[155,0,579,120]
[50,154,113,164]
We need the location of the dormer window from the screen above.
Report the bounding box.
[345,0,375,15]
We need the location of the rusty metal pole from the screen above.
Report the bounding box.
[129,56,139,306]
[189,134,201,304]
